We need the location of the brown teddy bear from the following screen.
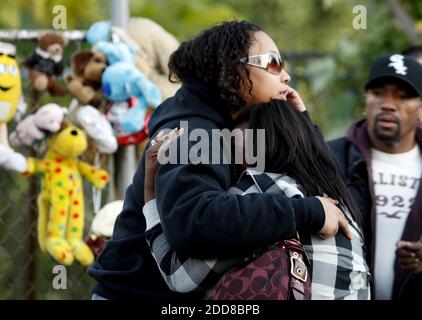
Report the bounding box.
[23,32,68,102]
[65,50,107,110]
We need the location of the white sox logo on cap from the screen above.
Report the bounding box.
[365,53,422,96]
[388,54,407,76]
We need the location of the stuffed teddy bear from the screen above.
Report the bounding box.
[23,32,68,101]
[127,18,181,99]
[65,51,107,109]
[9,103,67,151]
[22,124,109,267]
[0,42,22,146]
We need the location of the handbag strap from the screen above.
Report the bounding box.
[247,172,311,299]
[283,240,310,300]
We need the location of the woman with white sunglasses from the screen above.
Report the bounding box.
[89,20,352,300]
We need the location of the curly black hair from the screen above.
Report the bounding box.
[168,20,262,112]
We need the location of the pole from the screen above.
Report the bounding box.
[111,0,129,30]
[24,90,37,299]
[110,0,136,199]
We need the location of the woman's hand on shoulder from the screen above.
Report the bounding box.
[144,127,184,202]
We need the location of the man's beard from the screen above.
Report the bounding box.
[372,113,401,145]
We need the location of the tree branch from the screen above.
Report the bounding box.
[386,0,419,44]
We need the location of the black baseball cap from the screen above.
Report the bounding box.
[365,54,422,96]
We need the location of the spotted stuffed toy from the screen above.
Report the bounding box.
[24,124,109,267]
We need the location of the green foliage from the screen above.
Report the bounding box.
[216,0,421,138]
[130,0,243,40]
[0,0,108,29]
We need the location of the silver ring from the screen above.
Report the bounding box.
[150,139,157,146]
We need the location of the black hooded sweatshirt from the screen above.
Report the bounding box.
[88,80,325,299]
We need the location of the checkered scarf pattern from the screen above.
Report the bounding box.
[144,170,371,299]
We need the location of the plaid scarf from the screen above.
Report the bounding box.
[144,170,371,299]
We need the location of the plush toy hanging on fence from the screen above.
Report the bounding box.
[0,122,110,266]
[9,103,67,152]
[65,50,107,110]
[86,21,138,66]
[102,61,161,145]
[72,104,117,154]
[0,42,28,172]
[23,32,68,103]
[85,200,123,257]
[0,42,22,146]
[84,20,163,147]
[87,19,181,100]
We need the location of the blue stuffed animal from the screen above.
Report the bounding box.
[86,21,111,45]
[86,21,137,66]
[102,61,161,134]
[95,41,136,65]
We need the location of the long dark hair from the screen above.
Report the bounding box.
[248,99,362,225]
[168,20,261,112]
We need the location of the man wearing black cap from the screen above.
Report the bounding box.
[328,54,422,300]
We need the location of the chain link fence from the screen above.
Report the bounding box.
[0,35,103,299]
[0,166,100,299]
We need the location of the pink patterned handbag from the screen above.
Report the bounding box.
[210,239,311,300]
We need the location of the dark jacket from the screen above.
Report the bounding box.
[88,80,325,299]
[328,119,422,300]
[23,51,64,76]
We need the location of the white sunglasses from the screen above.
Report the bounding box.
[240,51,284,75]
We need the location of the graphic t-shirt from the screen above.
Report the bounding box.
[372,145,422,299]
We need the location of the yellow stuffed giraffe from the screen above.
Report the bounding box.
[24,124,109,267]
